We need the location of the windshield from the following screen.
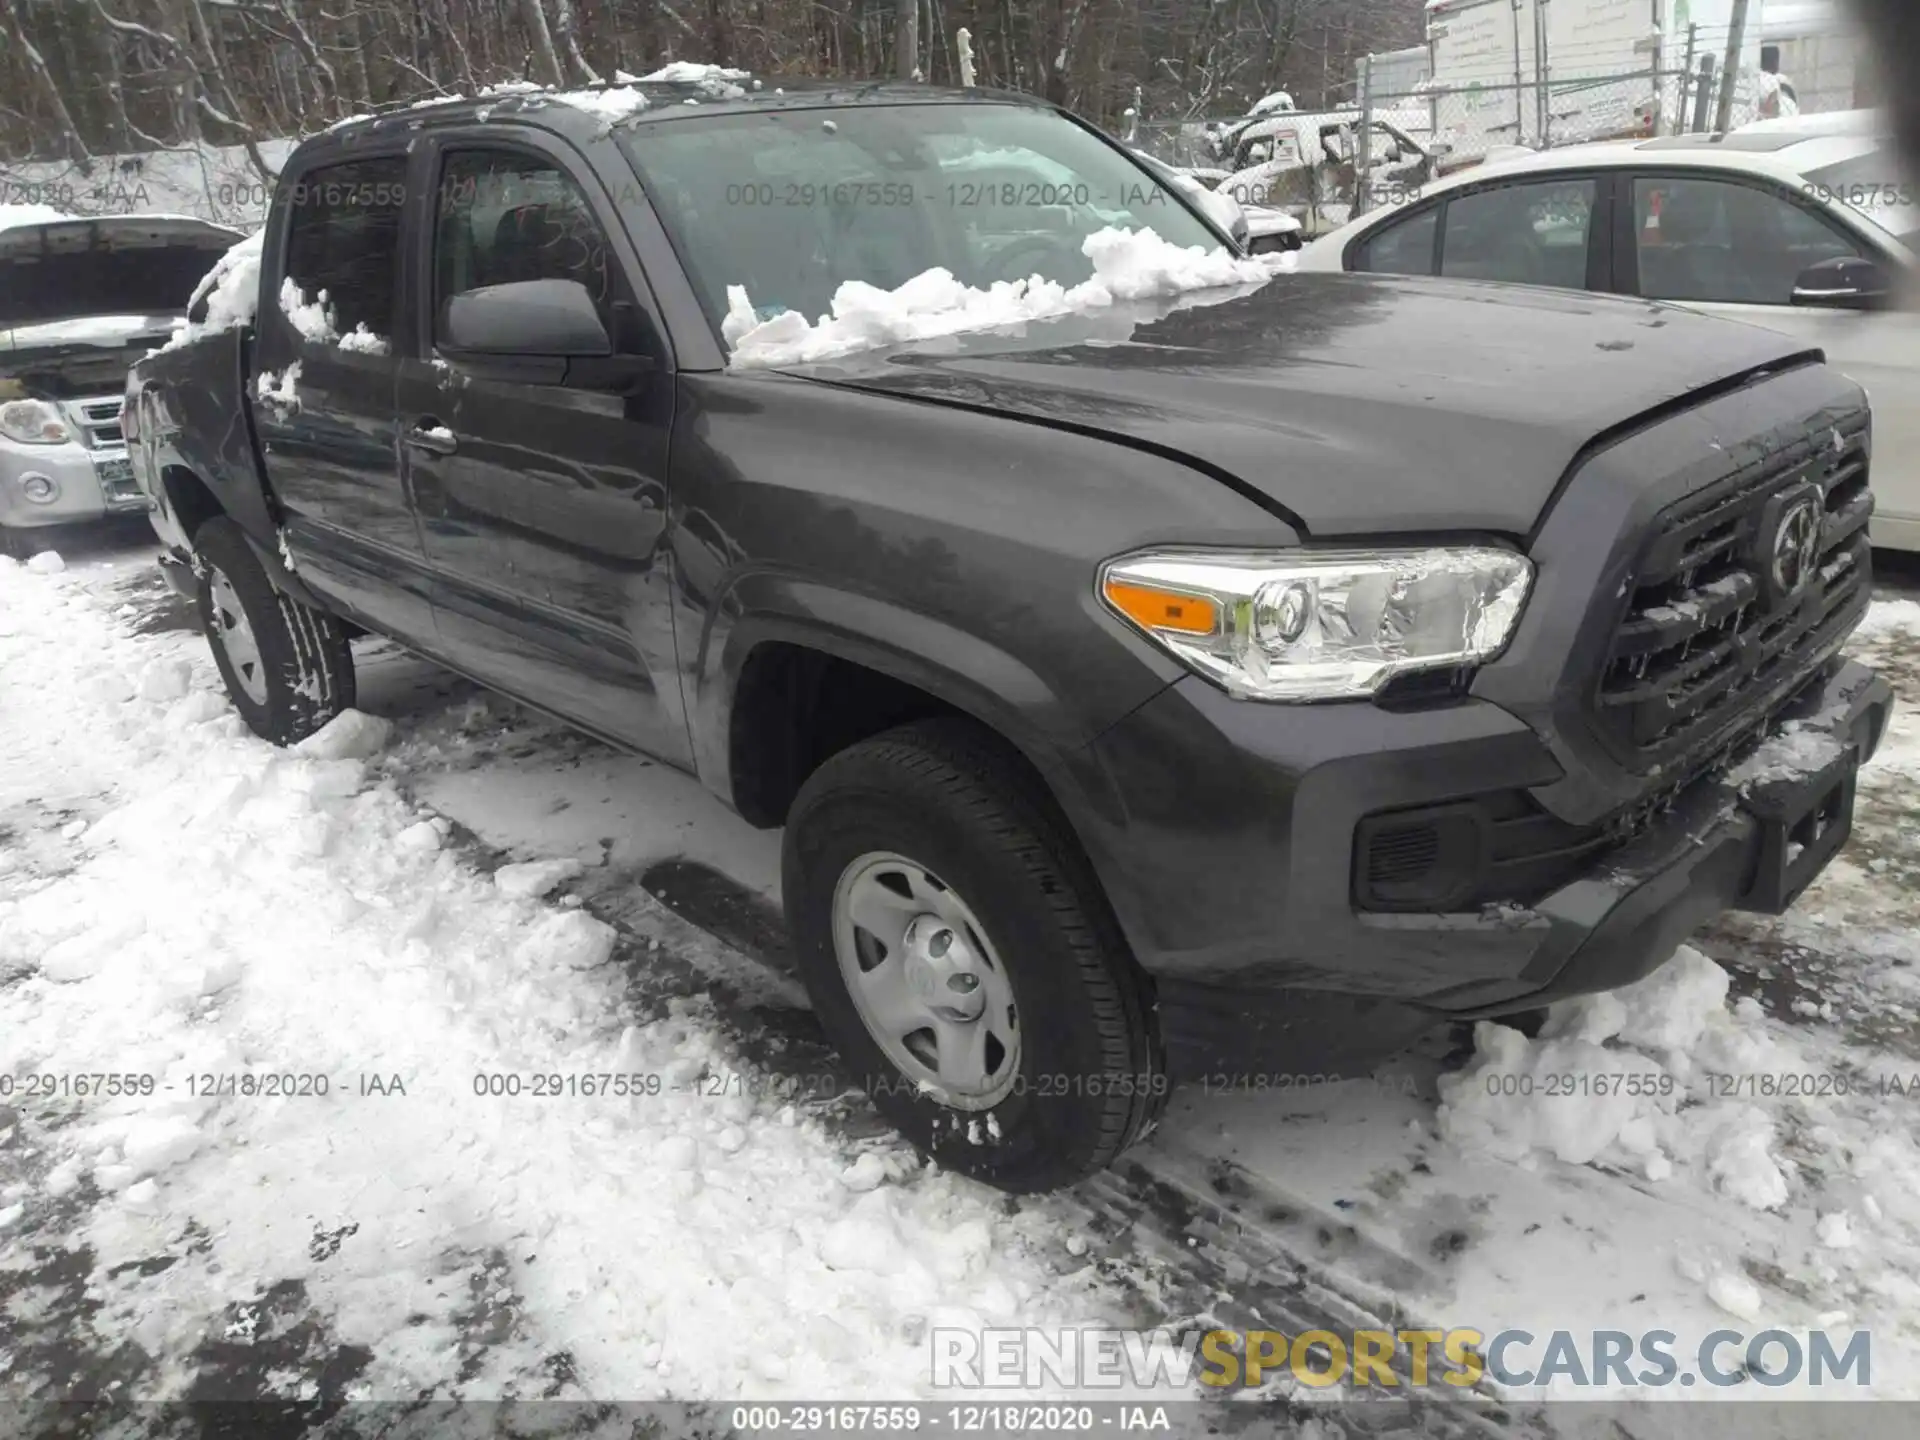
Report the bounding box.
[1798,144,1920,244]
[0,245,232,326]
[619,102,1222,330]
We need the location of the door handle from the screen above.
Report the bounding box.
[405,421,458,456]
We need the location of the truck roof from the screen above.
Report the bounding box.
[308,76,1040,153]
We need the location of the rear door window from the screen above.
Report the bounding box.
[1440,178,1597,290]
[281,157,405,350]
[1351,206,1439,275]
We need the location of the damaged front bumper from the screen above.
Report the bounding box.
[1086,659,1891,1082]
[1420,658,1891,1021]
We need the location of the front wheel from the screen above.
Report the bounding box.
[783,719,1165,1191]
[193,517,355,744]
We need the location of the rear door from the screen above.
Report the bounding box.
[253,152,435,638]
[1617,169,1920,546]
[397,128,690,763]
[1344,172,1607,293]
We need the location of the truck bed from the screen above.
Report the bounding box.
[131,327,281,556]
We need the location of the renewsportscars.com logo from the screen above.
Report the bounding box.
[931,1327,1872,1390]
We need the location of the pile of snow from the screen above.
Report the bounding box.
[278,277,391,355]
[724,225,1288,369]
[556,87,652,125]
[641,62,750,85]
[0,201,70,230]
[256,362,300,408]
[0,558,1128,1401]
[1439,944,1902,1213]
[158,230,264,353]
[1855,597,1920,640]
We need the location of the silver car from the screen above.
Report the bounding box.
[2,214,244,559]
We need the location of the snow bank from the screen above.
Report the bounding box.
[1440,947,1800,1208]
[1857,598,1920,640]
[725,225,1285,370]
[0,559,1127,1401]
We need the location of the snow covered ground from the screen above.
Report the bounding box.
[6,534,1920,1430]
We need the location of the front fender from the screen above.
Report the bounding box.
[693,568,1098,812]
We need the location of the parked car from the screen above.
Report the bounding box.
[1213,108,1436,237]
[1,214,244,558]
[1128,147,1303,253]
[1297,130,1920,550]
[128,80,1889,1191]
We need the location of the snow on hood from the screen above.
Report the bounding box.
[723,225,1287,370]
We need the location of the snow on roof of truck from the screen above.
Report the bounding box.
[315,73,1034,147]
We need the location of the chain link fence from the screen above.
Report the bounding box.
[1129,64,1783,238]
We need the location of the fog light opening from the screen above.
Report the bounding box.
[20,473,59,504]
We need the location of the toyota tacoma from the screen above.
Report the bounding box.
[125,79,1891,1191]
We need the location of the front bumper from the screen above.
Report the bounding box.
[1077,658,1889,1040]
[1,441,148,528]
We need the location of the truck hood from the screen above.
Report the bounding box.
[795,273,1818,537]
[1,214,242,365]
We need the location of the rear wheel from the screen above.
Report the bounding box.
[783,718,1165,1191]
[193,517,355,744]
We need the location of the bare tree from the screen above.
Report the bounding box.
[0,0,1426,167]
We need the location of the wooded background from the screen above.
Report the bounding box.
[2,0,1423,167]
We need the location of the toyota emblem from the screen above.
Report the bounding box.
[1770,497,1822,599]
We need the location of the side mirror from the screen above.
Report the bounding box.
[1792,255,1890,310]
[442,278,614,355]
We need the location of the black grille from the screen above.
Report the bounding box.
[1368,824,1441,884]
[1596,418,1872,769]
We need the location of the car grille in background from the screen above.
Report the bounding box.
[1595,416,1872,769]
[70,397,126,450]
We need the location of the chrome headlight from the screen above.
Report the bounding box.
[0,399,72,445]
[1100,547,1533,701]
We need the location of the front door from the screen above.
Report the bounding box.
[1623,171,1920,546]
[253,152,435,639]
[399,132,689,763]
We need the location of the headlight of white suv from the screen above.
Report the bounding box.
[0,399,72,445]
[1100,547,1533,701]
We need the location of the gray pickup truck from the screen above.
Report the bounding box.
[126,78,1890,1191]
[1,214,242,558]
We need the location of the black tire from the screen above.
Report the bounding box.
[783,718,1166,1192]
[193,516,355,745]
